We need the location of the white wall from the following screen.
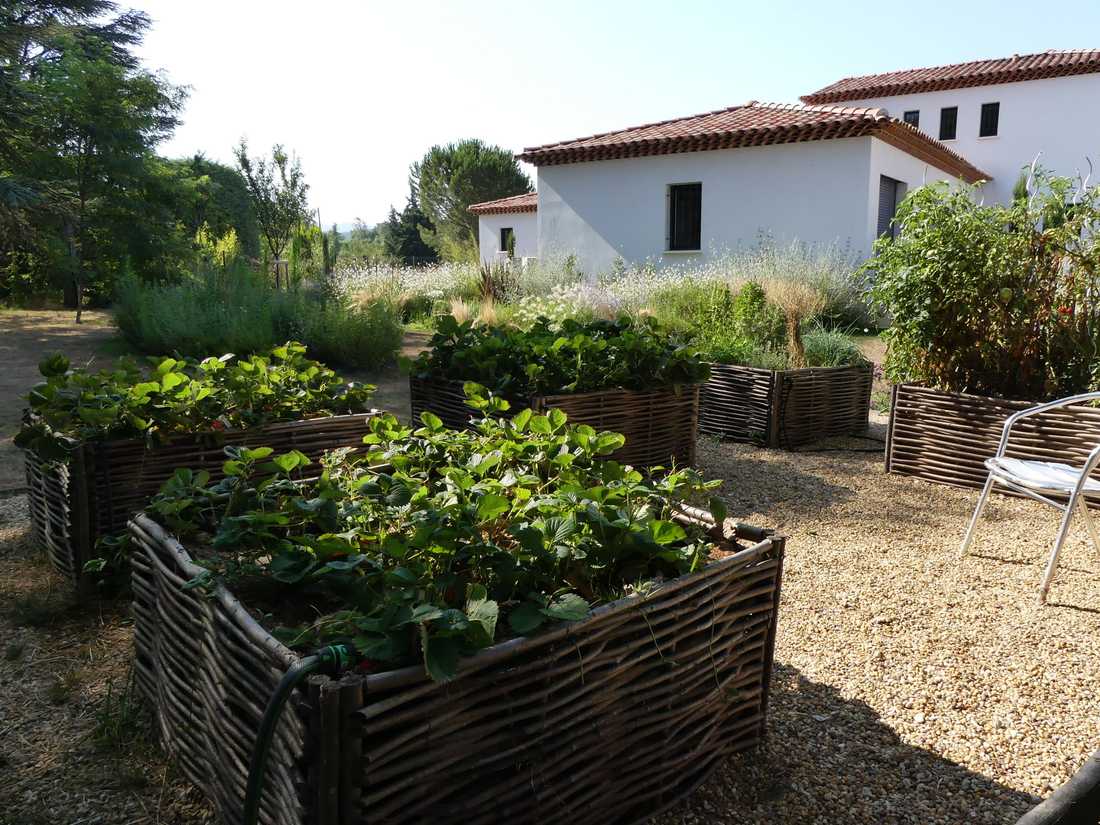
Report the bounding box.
[477,211,537,264]
[535,136,960,275]
[837,72,1100,205]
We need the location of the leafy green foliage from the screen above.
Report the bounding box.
[801,325,868,368]
[113,268,403,369]
[233,141,309,281]
[16,342,375,459]
[149,395,727,681]
[408,315,710,396]
[866,174,1100,400]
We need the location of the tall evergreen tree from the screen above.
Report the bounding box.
[383,195,438,265]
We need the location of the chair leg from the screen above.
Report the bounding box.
[1039,494,1079,605]
[959,474,995,558]
[1077,497,1100,553]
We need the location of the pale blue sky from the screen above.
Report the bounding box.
[135,0,1100,226]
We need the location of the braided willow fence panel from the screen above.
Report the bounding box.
[129,513,784,825]
[699,363,872,449]
[410,376,700,468]
[886,384,1100,505]
[25,413,377,585]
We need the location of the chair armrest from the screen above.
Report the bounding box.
[997,391,1100,456]
[1071,444,1100,495]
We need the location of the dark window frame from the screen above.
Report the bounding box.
[939,106,958,141]
[979,102,1000,137]
[499,226,515,256]
[903,110,920,128]
[667,182,702,251]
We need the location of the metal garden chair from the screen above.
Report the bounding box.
[958,391,1100,603]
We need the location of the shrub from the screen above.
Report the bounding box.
[729,281,785,348]
[16,342,375,460]
[147,397,728,681]
[866,174,1100,400]
[115,268,403,369]
[802,325,868,368]
[408,315,710,397]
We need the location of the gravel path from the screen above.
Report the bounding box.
[656,428,1100,825]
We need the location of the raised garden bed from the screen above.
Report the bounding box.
[24,413,376,583]
[410,376,700,468]
[699,363,873,449]
[886,383,1100,502]
[129,511,784,825]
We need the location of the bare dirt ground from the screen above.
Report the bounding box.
[0,310,122,492]
[2,316,1097,825]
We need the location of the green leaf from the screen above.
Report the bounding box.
[542,593,590,622]
[422,632,460,682]
[476,493,509,521]
[243,446,274,461]
[419,411,443,431]
[38,354,70,378]
[651,520,687,546]
[511,408,532,431]
[508,601,546,635]
[547,408,567,430]
[528,415,551,434]
[594,432,626,455]
[708,496,728,527]
[465,584,498,647]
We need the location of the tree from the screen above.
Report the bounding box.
[409,139,530,261]
[233,140,309,287]
[383,195,438,265]
[0,1,185,311]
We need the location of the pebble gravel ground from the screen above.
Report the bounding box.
[1,421,1098,825]
[656,425,1100,825]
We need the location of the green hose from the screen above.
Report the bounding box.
[242,644,356,825]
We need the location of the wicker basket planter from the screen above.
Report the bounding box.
[886,383,1100,500]
[129,512,784,825]
[699,363,873,449]
[24,413,377,584]
[410,376,700,468]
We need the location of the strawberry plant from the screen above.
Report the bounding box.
[16,342,375,461]
[407,315,710,397]
[149,388,728,682]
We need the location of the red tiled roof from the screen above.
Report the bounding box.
[801,49,1100,104]
[517,102,989,183]
[468,192,537,215]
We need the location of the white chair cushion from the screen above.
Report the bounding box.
[986,457,1100,493]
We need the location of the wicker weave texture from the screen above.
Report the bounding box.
[410,377,700,468]
[699,363,872,449]
[24,413,376,584]
[129,514,784,825]
[886,383,1100,502]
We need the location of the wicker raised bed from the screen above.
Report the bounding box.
[24,413,377,584]
[129,511,784,825]
[410,376,700,468]
[886,383,1100,502]
[699,362,873,449]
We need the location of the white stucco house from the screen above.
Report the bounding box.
[470,49,1100,274]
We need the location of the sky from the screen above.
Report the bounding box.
[135,0,1100,228]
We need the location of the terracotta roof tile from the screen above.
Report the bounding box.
[801,49,1100,104]
[468,192,538,214]
[518,102,988,183]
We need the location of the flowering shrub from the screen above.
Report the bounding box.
[867,173,1100,400]
[511,283,624,329]
[149,397,727,681]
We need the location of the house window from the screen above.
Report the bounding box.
[903,110,920,128]
[667,183,702,251]
[499,227,515,257]
[939,106,958,140]
[979,102,1000,137]
[877,175,905,238]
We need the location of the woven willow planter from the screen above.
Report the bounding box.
[129,512,784,825]
[24,413,377,584]
[699,363,873,449]
[409,376,700,468]
[886,384,1100,503]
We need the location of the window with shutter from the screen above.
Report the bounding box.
[939,106,958,140]
[979,102,999,137]
[667,183,702,251]
[878,176,901,238]
[903,110,920,128]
